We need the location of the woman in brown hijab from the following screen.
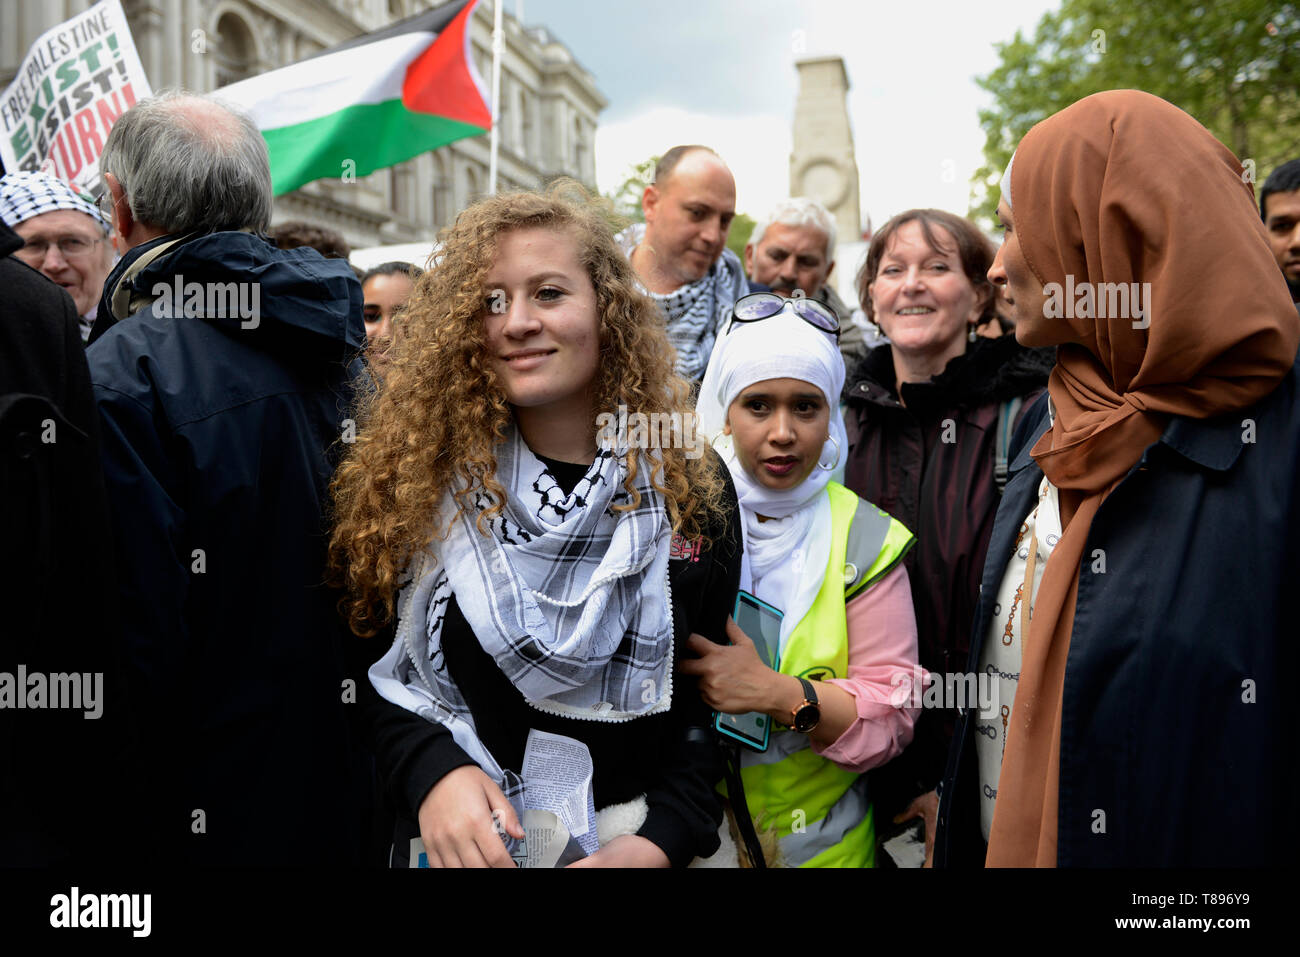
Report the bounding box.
[933,90,1300,867]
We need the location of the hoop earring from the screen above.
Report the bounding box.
[817,434,841,471]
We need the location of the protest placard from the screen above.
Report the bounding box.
[0,0,152,192]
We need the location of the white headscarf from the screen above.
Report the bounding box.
[697,306,848,655]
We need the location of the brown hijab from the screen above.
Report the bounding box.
[986,90,1300,866]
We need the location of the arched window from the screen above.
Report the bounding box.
[498,75,512,151]
[464,164,480,208]
[213,13,257,87]
[520,89,534,159]
[572,116,587,180]
[431,152,450,226]
[508,79,525,153]
[390,161,415,218]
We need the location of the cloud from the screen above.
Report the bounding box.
[576,0,1058,230]
[594,97,981,236]
[595,106,791,219]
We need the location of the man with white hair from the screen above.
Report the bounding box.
[745,197,871,363]
[0,170,116,342]
[87,90,372,866]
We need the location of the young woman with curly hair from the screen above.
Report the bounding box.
[329,183,740,868]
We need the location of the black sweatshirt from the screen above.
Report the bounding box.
[359,456,742,867]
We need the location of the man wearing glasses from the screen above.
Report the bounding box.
[0,170,116,343]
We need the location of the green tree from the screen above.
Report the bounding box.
[607,155,659,223]
[972,0,1300,227]
[726,213,757,263]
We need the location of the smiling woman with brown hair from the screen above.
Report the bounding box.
[328,181,739,868]
[841,208,1053,864]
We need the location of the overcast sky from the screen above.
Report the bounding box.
[515,0,1057,233]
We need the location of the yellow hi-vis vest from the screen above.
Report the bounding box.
[734,482,914,868]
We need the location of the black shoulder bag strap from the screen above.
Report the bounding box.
[722,740,767,868]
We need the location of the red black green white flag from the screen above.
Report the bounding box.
[216,0,490,196]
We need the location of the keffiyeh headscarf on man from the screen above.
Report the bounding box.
[697,306,848,657]
[369,424,674,789]
[616,222,748,381]
[0,170,109,233]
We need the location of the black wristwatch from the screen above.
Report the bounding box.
[790,676,821,733]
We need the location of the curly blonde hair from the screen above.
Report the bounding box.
[329,181,728,636]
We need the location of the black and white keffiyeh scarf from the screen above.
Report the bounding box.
[616,222,748,382]
[369,426,674,784]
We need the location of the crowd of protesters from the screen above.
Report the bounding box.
[2,86,1297,869]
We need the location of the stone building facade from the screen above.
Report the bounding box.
[0,0,606,249]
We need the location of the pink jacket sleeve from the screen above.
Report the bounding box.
[809,564,921,774]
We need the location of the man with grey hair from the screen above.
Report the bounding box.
[86,90,372,866]
[745,196,870,363]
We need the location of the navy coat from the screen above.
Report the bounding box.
[86,231,375,865]
[935,353,1300,867]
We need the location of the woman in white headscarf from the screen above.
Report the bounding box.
[682,293,921,867]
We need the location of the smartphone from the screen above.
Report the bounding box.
[713,591,783,752]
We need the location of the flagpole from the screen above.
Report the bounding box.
[488,0,503,193]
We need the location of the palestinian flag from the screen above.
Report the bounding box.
[217,0,490,196]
